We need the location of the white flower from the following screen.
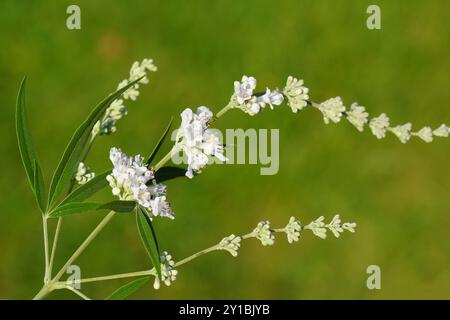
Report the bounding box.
[389,123,412,143]
[433,124,449,137]
[75,162,95,185]
[346,103,369,132]
[94,59,157,136]
[318,97,346,124]
[369,113,390,139]
[414,127,433,143]
[141,58,158,72]
[257,88,284,109]
[253,221,275,246]
[326,214,344,238]
[118,79,140,101]
[304,216,327,239]
[153,251,178,289]
[234,76,257,105]
[178,107,227,179]
[284,216,301,243]
[218,234,242,257]
[283,76,310,113]
[107,148,174,219]
[342,222,357,233]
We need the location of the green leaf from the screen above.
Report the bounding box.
[16,77,44,204]
[48,77,142,208]
[97,200,136,213]
[136,206,161,279]
[154,166,186,183]
[60,170,111,206]
[147,117,173,166]
[105,277,150,300]
[33,160,47,213]
[48,202,99,218]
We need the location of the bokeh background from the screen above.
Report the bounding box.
[1,0,450,299]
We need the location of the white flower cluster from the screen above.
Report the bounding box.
[153,251,178,289]
[304,215,356,239]
[284,216,302,243]
[232,76,284,116]
[252,221,275,246]
[177,106,227,178]
[228,75,448,144]
[75,162,95,185]
[283,76,310,113]
[93,59,157,136]
[218,234,242,257]
[106,147,174,219]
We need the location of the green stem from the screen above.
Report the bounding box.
[48,217,62,278]
[153,145,180,172]
[42,215,50,283]
[174,244,220,267]
[215,101,235,119]
[59,269,156,286]
[64,286,91,300]
[33,211,116,300]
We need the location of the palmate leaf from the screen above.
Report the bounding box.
[59,170,111,206]
[105,277,150,300]
[136,206,161,279]
[147,117,173,166]
[47,77,143,208]
[15,77,47,213]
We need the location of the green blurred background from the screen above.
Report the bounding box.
[1,0,450,299]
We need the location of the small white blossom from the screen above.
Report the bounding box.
[257,88,284,109]
[241,97,261,116]
[342,222,357,233]
[346,103,369,132]
[178,106,228,178]
[318,97,346,124]
[118,79,139,101]
[326,214,344,238]
[94,59,157,136]
[75,162,95,185]
[218,234,242,257]
[304,216,327,239]
[389,123,412,143]
[253,221,275,246]
[369,113,390,139]
[234,76,257,105]
[284,216,301,243]
[107,148,174,219]
[433,124,449,137]
[283,76,310,113]
[414,127,433,143]
[153,251,178,289]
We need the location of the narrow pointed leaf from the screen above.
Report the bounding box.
[97,200,136,213]
[136,206,161,278]
[60,170,111,205]
[147,117,173,166]
[48,202,99,218]
[48,77,142,207]
[33,160,47,213]
[15,77,38,190]
[154,166,186,183]
[105,277,150,300]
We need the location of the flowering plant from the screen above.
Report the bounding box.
[16,59,447,300]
